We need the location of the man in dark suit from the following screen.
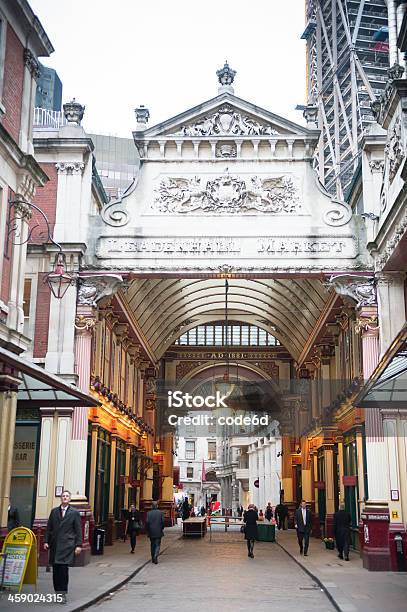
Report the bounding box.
[333,503,352,560]
[44,490,82,604]
[146,500,165,564]
[7,500,20,531]
[294,499,312,556]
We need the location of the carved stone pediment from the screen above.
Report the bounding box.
[168,104,280,137]
[153,173,302,215]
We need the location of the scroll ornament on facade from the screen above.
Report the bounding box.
[154,174,302,214]
[172,105,280,137]
[100,177,138,227]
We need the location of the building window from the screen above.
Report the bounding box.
[208,422,217,435]
[186,466,194,478]
[208,440,216,461]
[185,440,195,460]
[22,278,32,338]
[175,322,280,347]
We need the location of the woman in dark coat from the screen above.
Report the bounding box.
[181,497,191,521]
[243,504,258,558]
[126,504,142,553]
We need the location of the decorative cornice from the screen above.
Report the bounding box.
[374,208,407,271]
[370,64,406,127]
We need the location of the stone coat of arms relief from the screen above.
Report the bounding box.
[171,104,280,137]
[153,173,302,214]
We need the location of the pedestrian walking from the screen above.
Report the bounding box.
[200,505,206,516]
[7,499,20,531]
[294,500,312,556]
[181,497,191,521]
[333,503,351,561]
[258,509,265,521]
[265,502,273,522]
[243,504,258,559]
[44,491,82,604]
[146,500,165,564]
[275,501,288,530]
[126,504,142,553]
[237,504,243,518]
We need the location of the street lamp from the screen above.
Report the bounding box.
[7,197,75,300]
[45,251,76,299]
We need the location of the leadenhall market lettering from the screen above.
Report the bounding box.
[96,236,358,259]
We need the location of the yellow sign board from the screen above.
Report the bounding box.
[392,510,399,519]
[0,527,37,592]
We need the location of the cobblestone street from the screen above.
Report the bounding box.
[93,531,334,612]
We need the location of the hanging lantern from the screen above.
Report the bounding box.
[45,252,75,299]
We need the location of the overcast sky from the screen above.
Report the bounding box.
[30,0,306,137]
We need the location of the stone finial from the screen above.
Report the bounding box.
[216,61,236,94]
[303,104,318,128]
[135,105,150,130]
[63,98,85,125]
[388,62,405,81]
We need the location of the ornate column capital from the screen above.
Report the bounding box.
[23,48,40,79]
[77,274,123,307]
[112,322,129,343]
[329,274,376,308]
[12,197,32,221]
[369,159,384,174]
[74,314,97,333]
[55,162,85,175]
[16,173,37,204]
[355,313,379,336]
[375,271,406,288]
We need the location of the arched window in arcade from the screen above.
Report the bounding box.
[175,322,280,347]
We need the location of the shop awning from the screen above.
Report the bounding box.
[0,346,100,408]
[356,325,407,408]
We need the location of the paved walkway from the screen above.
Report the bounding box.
[1,526,406,611]
[91,527,335,612]
[277,529,407,612]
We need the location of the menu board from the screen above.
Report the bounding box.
[0,545,29,587]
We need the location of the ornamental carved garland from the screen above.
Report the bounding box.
[154,174,301,215]
[172,105,279,137]
[385,116,404,183]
